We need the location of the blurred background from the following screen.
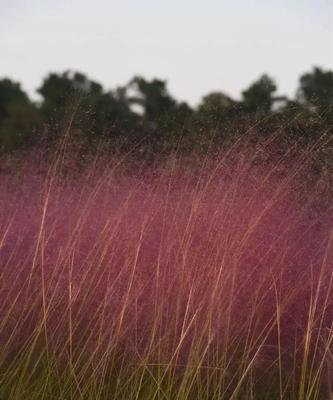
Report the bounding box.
[0,0,332,153]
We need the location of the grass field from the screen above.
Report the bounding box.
[0,135,332,399]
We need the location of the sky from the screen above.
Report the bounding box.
[1,0,332,106]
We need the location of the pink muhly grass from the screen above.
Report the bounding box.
[0,138,332,399]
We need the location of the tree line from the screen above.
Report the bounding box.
[0,66,332,154]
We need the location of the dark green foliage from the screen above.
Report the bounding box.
[242,74,277,114]
[297,67,333,118]
[0,66,332,154]
[129,76,176,121]
[0,79,41,151]
[197,92,237,123]
[38,71,138,142]
[0,79,28,120]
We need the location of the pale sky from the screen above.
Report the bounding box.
[1,0,332,106]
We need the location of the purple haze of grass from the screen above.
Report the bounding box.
[0,145,332,398]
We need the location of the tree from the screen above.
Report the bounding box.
[38,71,138,140]
[242,74,277,114]
[38,71,103,119]
[91,87,138,135]
[297,67,333,112]
[197,92,237,124]
[128,76,177,126]
[0,79,40,151]
[0,79,29,121]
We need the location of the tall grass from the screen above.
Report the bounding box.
[0,134,332,399]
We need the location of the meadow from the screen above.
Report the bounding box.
[0,134,332,399]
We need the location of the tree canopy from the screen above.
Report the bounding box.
[297,67,333,113]
[0,66,331,153]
